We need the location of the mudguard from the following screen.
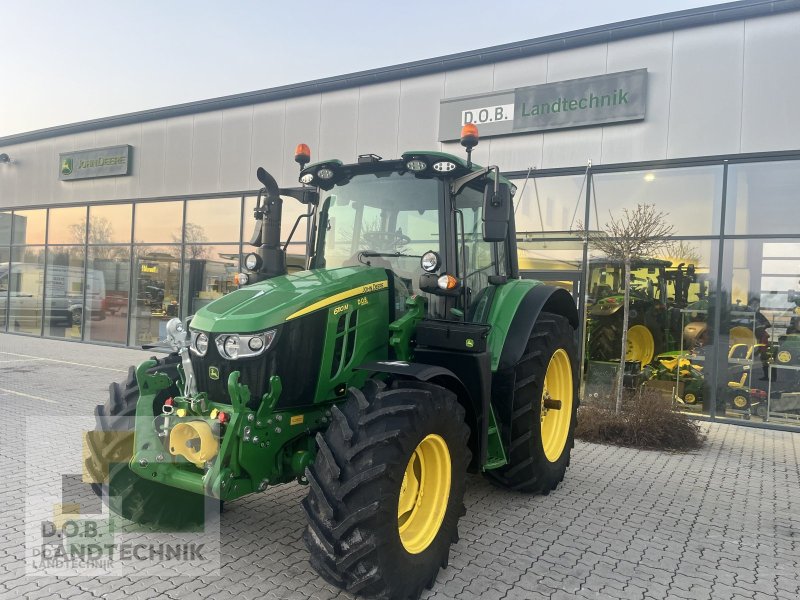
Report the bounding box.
[487,281,579,371]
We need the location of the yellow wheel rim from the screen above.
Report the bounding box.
[397,434,451,554]
[684,393,697,404]
[777,350,792,364]
[730,326,755,348]
[540,348,574,463]
[733,395,748,409]
[626,325,655,365]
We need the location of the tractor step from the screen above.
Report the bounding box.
[483,406,508,470]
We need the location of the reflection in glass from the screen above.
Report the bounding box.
[7,246,45,334]
[47,206,87,245]
[0,247,9,330]
[134,201,183,244]
[720,238,800,426]
[517,235,583,272]
[84,246,130,345]
[43,246,85,339]
[726,161,800,236]
[591,166,724,237]
[88,204,132,244]
[584,240,718,416]
[182,245,239,317]
[511,175,586,235]
[130,246,181,345]
[185,197,241,243]
[0,211,11,245]
[11,209,47,245]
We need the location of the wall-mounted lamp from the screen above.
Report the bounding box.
[0,153,11,164]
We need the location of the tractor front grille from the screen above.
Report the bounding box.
[190,311,326,410]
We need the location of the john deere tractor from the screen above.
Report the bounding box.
[586,259,701,366]
[85,126,579,599]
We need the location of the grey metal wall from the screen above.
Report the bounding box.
[2,11,799,209]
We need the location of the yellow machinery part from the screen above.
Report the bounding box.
[540,348,574,463]
[169,420,219,468]
[397,434,451,555]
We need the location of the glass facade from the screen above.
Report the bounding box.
[1,154,799,430]
[509,155,800,429]
[0,196,249,346]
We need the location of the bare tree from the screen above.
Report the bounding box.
[578,204,675,413]
[175,223,209,259]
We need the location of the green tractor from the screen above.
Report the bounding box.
[85,127,580,599]
[586,259,701,366]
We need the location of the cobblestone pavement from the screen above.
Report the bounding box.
[1,333,799,600]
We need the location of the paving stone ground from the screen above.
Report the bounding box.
[0,333,798,600]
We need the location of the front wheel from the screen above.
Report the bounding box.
[303,379,470,600]
[487,312,579,493]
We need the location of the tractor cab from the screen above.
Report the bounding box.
[306,154,513,321]
[241,129,516,325]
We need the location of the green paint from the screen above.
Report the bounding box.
[485,278,540,371]
[483,405,507,470]
[389,295,427,361]
[189,265,389,333]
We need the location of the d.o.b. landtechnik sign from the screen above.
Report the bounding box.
[59,145,131,181]
[438,69,647,142]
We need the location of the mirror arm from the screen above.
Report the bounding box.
[451,166,489,196]
[451,165,500,196]
[283,213,311,252]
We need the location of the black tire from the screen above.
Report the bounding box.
[588,312,663,366]
[303,379,470,600]
[83,356,217,531]
[487,313,579,493]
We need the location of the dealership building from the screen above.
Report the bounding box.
[2,0,800,429]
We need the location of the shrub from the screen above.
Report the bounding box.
[575,389,705,451]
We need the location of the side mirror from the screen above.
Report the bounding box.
[482,182,511,242]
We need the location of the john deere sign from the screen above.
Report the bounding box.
[58,145,131,181]
[438,69,647,141]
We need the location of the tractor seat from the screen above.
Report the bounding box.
[728,373,748,389]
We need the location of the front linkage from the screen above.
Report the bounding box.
[128,330,327,503]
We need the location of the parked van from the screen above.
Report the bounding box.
[0,262,106,327]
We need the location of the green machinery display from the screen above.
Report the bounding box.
[85,126,580,599]
[586,259,702,365]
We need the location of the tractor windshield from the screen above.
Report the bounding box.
[315,171,442,310]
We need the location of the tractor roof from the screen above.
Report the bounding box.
[299,150,515,191]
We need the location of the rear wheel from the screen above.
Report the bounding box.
[487,313,579,493]
[303,379,470,600]
[83,357,216,531]
[588,315,661,366]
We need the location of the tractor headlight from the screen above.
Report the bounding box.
[405,159,427,172]
[420,250,441,273]
[244,252,262,271]
[432,161,456,173]
[191,331,209,356]
[215,330,276,360]
[223,336,239,359]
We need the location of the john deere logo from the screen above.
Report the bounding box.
[208,366,220,380]
[61,158,73,176]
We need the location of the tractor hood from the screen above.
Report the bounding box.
[189,266,389,333]
[588,295,625,317]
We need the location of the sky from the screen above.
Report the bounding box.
[1,0,723,138]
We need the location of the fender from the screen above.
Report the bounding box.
[356,358,488,470]
[487,281,579,371]
[356,360,457,382]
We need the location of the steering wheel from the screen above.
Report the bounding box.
[363,230,412,249]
